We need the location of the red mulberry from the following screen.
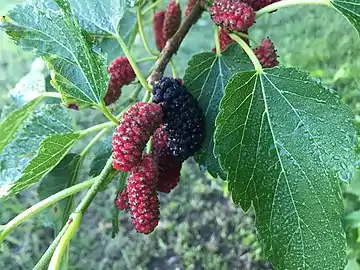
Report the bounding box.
[241,0,280,11]
[115,187,130,211]
[163,1,181,41]
[104,56,136,105]
[127,154,160,234]
[112,102,163,171]
[253,38,279,68]
[153,126,182,193]
[153,10,166,51]
[210,0,255,32]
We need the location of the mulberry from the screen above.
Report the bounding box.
[152,77,205,160]
[210,0,255,32]
[253,38,279,68]
[115,187,129,211]
[104,56,136,105]
[153,10,166,51]
[112,102,163,171]
[153,126,182,193]
[163,1,181,41]
[127,154,159,234]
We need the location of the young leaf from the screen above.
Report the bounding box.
[2,133,81,200]
[1,0,108,104]
[332,0,360,35]
[184,44,252,179]
[68,0,127,35]
[214,67,357,269]
[0,105,73,186]
[0,96,43,153]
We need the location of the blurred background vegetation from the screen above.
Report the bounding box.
[1,0,360,269]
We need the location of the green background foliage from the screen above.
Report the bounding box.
[1,0,360,269]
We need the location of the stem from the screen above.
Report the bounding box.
[79,121,114,137]
[48,212,83,270]
[114,34,152,92]
[214,26,221,56]
[148,1,205,84]
[256,0,331,17]
[169,59,177,78]
[127,23,139,49]
[33,222,70,270]
[137,56,158,64]
[229,33,263,73]
[142,0,163,15]
[41,92,62,99]
[75,156,115,213]
[137,7,158,57]
[99,101,119,124]
[235,31,259,46]
[0,178,96,244]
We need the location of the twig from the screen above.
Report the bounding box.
[147,1,205,85]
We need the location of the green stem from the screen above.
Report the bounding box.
[214,26,221,56]
[33,222,70,270]
[229,33,263,73]
[114,34,152,93]
[137,56,158,64]
[79,121,114,137]
[256,0,331,17]
[127,23,139,49]
[48,212,83,270]
[235,31,259,46]
[0,178,96,245]
[99,101,119,124]
[169,59,177,78]
[142,91,151,102]
[142,0,163,15]
[41,92,62,99]
[137,7,158,57]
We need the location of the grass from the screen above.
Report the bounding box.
[1,1,360,270]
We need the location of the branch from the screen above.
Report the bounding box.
[147,1,205,85]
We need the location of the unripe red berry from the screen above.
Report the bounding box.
[152,126,182,193]
[112,102,163,171]
[115,187,130,211]
[253,38,279,68]
[163,1,181,41]
[127,154,160,234]
[153,10,166,51]
[210,0,255,32]
[104,56,136,105]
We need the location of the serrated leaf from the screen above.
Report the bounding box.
[214,67,357,269]
[99,11,137,63]
[1,0,108,104]
[184,44,252,179]
[68,0,127,35]
[0,104,73,186]
[332,0,360,36]
[37,153,80,230]
[2,133,81,199]
[0,97,43,153]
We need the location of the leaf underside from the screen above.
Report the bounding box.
[184,44,253,179]
[214,67,357,269]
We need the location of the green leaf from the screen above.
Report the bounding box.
[89,139,112,177]
[68,0,127,35]
[214,67,357,269]
[0,104,73,187]
[99,11,137,63]
[0,97,42,153]
[332,0,360,36]
[37,153,80,231]
[1,133,81,199]
[184,44,252,179]
[1,0,109,104]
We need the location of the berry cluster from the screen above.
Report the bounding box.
[152,77,205,161]
[105,56,136,105]
[152,1,181,51]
